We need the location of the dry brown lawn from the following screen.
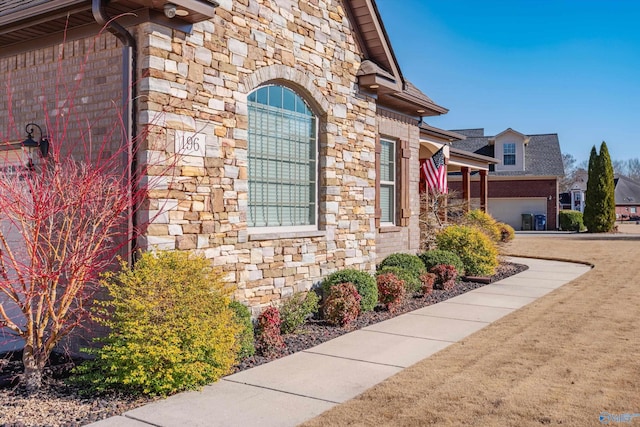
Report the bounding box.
[303,231,640,427]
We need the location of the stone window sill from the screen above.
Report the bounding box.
[248,230,327,241]
[378,226,402,233]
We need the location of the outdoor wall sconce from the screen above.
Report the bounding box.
[21,123,50,168]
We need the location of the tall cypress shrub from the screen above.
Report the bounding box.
[583,146,599,232]
[584,142,616,232]
[598,142,616,231]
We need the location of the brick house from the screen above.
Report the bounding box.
[614,176,640,221]
[448,128,565,230]
[0,0,497,317]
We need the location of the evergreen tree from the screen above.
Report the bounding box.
[598,141,616,231]
[584,142,616,232]
[583,146,599,232]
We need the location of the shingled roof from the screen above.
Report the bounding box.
[450,130,565,177]
[615,175,640,205]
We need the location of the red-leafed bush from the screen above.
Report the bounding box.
[323,282,361,327]
[376,273,406,313]
[420,272,436,296]
[430,264,458,291]
[255,307,285,358]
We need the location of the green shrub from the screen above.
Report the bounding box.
[376,266,421,293]
[436,225,499,276]
[376,272,406,313]
[255,307,285,358]
[418,249,465,276]
[323,282,361,326]
[229,301,255,359]
[465,209,502,242]
[280,291,320,334]
[321,269,377,312]
[378,253,426,279]
[497,222,515,242]
[76,251,240,396]
[559,210,585,232]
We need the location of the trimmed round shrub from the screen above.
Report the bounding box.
[559,210,585,232]
[436,225,499,276]
[255,307,285,358]
[378,253,426,279]
[430,264,458,291]
[280,291,320,334]
[323,282,361,326]
[76,251,240,396]
[497,222,515,242]
[420,272,436,296]
[465,209,502,242]
[376,272,406,313]
[229,301,255,359]
[376,266,421,293]
[321,269,377,312]
[418,249,465,276]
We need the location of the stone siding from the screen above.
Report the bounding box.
[136,0,379,313]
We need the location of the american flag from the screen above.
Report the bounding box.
[421,147,447,193]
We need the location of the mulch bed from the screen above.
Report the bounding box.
[0,261,526,427]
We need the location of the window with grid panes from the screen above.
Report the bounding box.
[247,85,317,228]
[379,139,395,224]
[503,143,516,165]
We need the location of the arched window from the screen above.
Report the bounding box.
[247,85,317,229]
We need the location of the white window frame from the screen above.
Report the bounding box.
[503,142,516,166]
[379,138,396,225]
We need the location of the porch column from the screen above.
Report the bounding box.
[479,169,488,212]
[461,166,470,212]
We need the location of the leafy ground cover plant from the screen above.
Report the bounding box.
[321,269,377,312]
[74,251,240,396]
[280,291,320,334]
[376,273,406,313]
[255,307,285,358]
[436,225,499,276]
[323,282,361,327]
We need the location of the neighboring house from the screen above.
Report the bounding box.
[448,128,565,230]
[559,170,587,212]
[614,175,640,221]
[0,0,496,316]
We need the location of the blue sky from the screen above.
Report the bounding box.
[376,0,640,165]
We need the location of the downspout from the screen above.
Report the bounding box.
[92,0,138,263]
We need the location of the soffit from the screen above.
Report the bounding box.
[0,0,216,50]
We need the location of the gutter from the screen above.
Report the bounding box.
[92,0,138,262]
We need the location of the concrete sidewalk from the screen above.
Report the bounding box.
[88,256,591,427]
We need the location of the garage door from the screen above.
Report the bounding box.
[488,198,547,230]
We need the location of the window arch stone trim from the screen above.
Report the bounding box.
[242,65,330,115]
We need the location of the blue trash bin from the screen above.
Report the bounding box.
[534,214,546,231]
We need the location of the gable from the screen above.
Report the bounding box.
[451,131,564,177]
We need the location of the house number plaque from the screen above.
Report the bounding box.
[175,130,205,157]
